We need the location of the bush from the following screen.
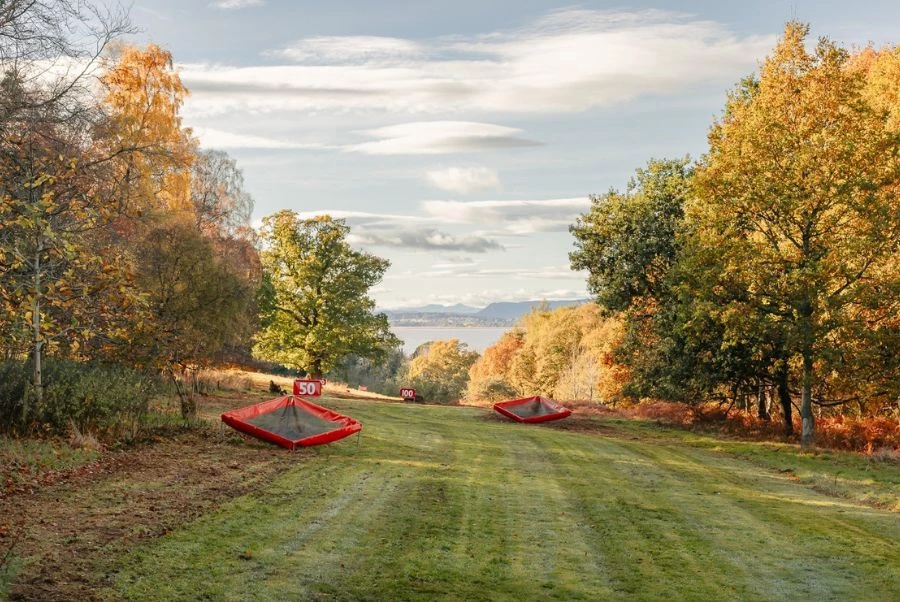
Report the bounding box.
[465,376,518,405]
[617,399,900,453]
[0,359,157,442]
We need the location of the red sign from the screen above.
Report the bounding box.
[293,379,322,397]
[400,388,417,400]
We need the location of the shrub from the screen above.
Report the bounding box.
[616,398,900,453]
[465,376,518,406]
[0,359,157,442]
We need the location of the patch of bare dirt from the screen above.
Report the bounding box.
[0,397,301,601]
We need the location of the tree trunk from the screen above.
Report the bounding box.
[32,243,43,407]
[776,367,793,436]
[172,371,196,420]
[757,383,770,421]
[800,353,815,450]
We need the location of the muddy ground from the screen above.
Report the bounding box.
[0,391,300,601]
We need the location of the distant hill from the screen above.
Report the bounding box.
[475,299,589,321]
[381,299,590,326]
[394,303,481,315]
[381,312,509,327]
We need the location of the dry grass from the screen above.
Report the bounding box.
[67,422,104,453]
[195,368,257,392]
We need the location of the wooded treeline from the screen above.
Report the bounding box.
[469,24,899,448]
[0,3,261,435]
[0,2,400,439]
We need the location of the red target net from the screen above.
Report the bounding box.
[493,396,572,423]
[222,396,361,449]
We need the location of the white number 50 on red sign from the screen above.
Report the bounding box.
[294,379,322,397]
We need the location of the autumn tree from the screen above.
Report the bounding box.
[466,330,523,403]
[95,45,263,411]
[0,110,139,408]
[465,305,627,404]
[99,43,195,216]
[850,44,900,130]
[692,23,900,448]
[404,339,479,403]
[128,222,257,418]
[0,1,132,410]
[254,212,398,377]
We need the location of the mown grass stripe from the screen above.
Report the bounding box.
[110,401,900,601]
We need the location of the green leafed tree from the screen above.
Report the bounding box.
[570,157,692,312]
[126,219,259,418]
[569,158,724,404]
[253,211,399,377]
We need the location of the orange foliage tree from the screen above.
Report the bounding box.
[99,43,195,216]
[466,304,627,404]
[692,23,900,447]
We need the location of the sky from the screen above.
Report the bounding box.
[124,1,900,309]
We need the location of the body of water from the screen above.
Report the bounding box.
[391,326,509,355]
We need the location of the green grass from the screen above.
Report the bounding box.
[0,436,102,475]
[607,418,900,512]
[110,399,900,601]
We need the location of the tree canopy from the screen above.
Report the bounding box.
[569,22,900,447]
[692,22,900,447]
[253,211,399,377]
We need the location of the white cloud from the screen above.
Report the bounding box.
[292,210,431,225]
[402,264,585,280]
[347,122,540,155]
[287,198,591,240]
[180,9,773,117]
[192,126,329,150]
[288,211,501,251]
[348,227,503,253]
[426,166,501,193]
[268,36,423,64]
[210,0,263,9]
[422,198,590,233]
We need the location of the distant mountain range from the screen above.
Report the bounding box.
[382,299,590,326]
[475,299,588,320]
[396,303,482,315]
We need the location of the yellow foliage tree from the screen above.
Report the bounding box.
[466,304,627,404]
[404,339,479,403]
[100,43,195,216]
[692,23,900,448]
[849,44,900,130]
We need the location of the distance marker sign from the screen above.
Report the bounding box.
[294,379,323,397]
[400,388,417,400]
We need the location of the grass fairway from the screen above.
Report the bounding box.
[111,398,899,601]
